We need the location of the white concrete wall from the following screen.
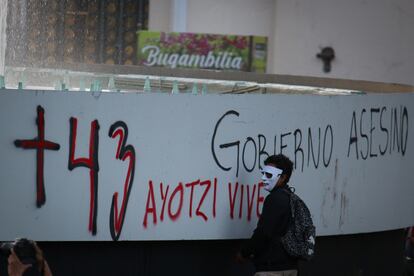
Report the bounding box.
[149,0,275,35]
[185,0,274,36]
[149,0,414,86]
[148,0,171,32]
[273,0,414,85]
[1,90,413,240]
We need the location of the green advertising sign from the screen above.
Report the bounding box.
[137,31,267,72]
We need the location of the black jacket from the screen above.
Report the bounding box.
[241,185,298,272]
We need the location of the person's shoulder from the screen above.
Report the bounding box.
[275,187,292,204]
[271,187,291,202]
[273,186,291,195]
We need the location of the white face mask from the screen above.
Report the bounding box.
[261,165,283,192]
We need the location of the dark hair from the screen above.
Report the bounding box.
[0,238,44,276]
[264,154,294,183]
[0,238,36,265]
[13,238,37,265]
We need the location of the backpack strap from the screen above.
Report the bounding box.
[280,185,295,194]
[280,186,296,219]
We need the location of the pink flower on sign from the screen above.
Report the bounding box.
[178,34,186,43]
[235,37,248,49]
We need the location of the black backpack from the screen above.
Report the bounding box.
[280,188,316,260]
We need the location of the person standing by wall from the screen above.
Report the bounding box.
[236,154,298,276]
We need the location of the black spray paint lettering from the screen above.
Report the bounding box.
[14,105,61,208]
[211,110,241,176]
[347,106,408,159]
[211,110,334,176]
[108,121,136,241]
[68,118,100,235]
[292,126,333,171]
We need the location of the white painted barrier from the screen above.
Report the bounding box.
[0,90,412,241]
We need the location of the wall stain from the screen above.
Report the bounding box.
[320,181,329,228]
[339,178,349,228]
[321,159,340,229]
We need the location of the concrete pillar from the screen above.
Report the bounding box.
[170,0,187,32]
